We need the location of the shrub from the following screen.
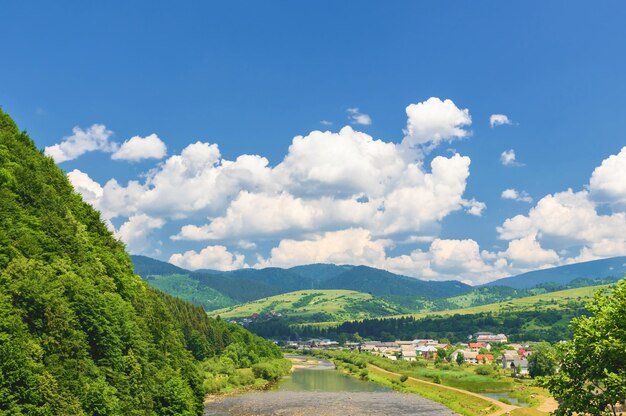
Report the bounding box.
[251,359,292,382]
[474,364,496,376]
[400,374,408,383]
[359,369,369,380]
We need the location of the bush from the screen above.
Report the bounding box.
[474,364,496,376]
[400,374,408,383]
[359,369,369,380]
[251,359,292,382]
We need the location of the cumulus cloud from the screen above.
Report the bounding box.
[501,188,532,203]
[111,134,167,161]
[67,169,103,203]
[347,108,372,125]
[65,99,495,281]
[502,234,559,268]
[462,199,487,216]
[74,119,480,244]
[497,145,626,264]
[500,149,524,167]
[489,114,512,128]
[116,214,165,254]
[169,245,247,271]
[257,231,515,285]
[402,97,471,148]
[45,124,116,163]
[589,146,626,208]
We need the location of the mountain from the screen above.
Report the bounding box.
[131,257,474,309]
[0,109,281,415]
[212,289,408,323]
[319,265,471,297]
[131,253,189,276]
[288,263,354,285]
[484,256,626,289]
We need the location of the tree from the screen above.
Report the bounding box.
[528,342,557,378]
[543,280,626,415]
[456,352,465,366]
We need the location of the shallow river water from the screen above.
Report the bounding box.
[204,357,458,416]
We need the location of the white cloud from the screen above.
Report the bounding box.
[501,188,532,203]
[498,145,626,265]
[489,114,512,128]
[257,229,390,269]
[169,245,247,271]
[463,199,487,216]
[67,169,103,203]
[116,214,165,254]
[589,146,626,208]
[257,231,515,285]
[45,124,115,163]
[111,134,167,161]
[402,97,471,148]
[320,120,333,126]
[503,234,559,268]
[347,108,372,125]
[75,117,479,243]
[500,149,524,167]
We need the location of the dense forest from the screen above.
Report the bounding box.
[248,305,590,343]
[0,109,282,415]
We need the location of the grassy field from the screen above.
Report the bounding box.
[211,289,406,322]
[366,365,499,416]
[295,284,610,330]
[390,284,611,320]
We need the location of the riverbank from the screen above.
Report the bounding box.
[204,355,459,416]
[309,349,556,416]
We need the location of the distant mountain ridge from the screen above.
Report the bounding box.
[130,256,472,308]
[484,256,626,289]
[131,255,626,313]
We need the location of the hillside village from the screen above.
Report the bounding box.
[287,332,531,376]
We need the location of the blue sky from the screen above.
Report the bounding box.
[2,1,626,284]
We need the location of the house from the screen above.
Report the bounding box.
[413,339,439,346]
[401,345,417,361]
[462,351,480,364]
[502,352,529,376]
[476,354,495,363]
[416,345,438,358]
[468,342,491,351]
[476,333,508,343]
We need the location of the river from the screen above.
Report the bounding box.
[204,357,458,415]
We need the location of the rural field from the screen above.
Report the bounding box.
[212,289,406,322]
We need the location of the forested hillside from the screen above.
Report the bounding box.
[0,109,281,415]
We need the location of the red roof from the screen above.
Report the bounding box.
[476,354,494,361]
[469,343,487,348]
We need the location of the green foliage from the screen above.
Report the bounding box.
[399,374,408,383]
[251,359,292,382]
[527,342,556,378]
[474,365,496,376]
[543,280,626,415]
[456,352,465,366]
[0,109,280,415]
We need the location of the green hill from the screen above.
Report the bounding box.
[0,109,281,415]
[212,290,408,323]
[484,256,626,289]
[286,284,618,343]
[131,256,474,311]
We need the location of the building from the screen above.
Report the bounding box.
[401,345,417,361]
[501,352,528,376]
[468,342,491,351]
[476,333,508,343]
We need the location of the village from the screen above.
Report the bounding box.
[284,332,531,376]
